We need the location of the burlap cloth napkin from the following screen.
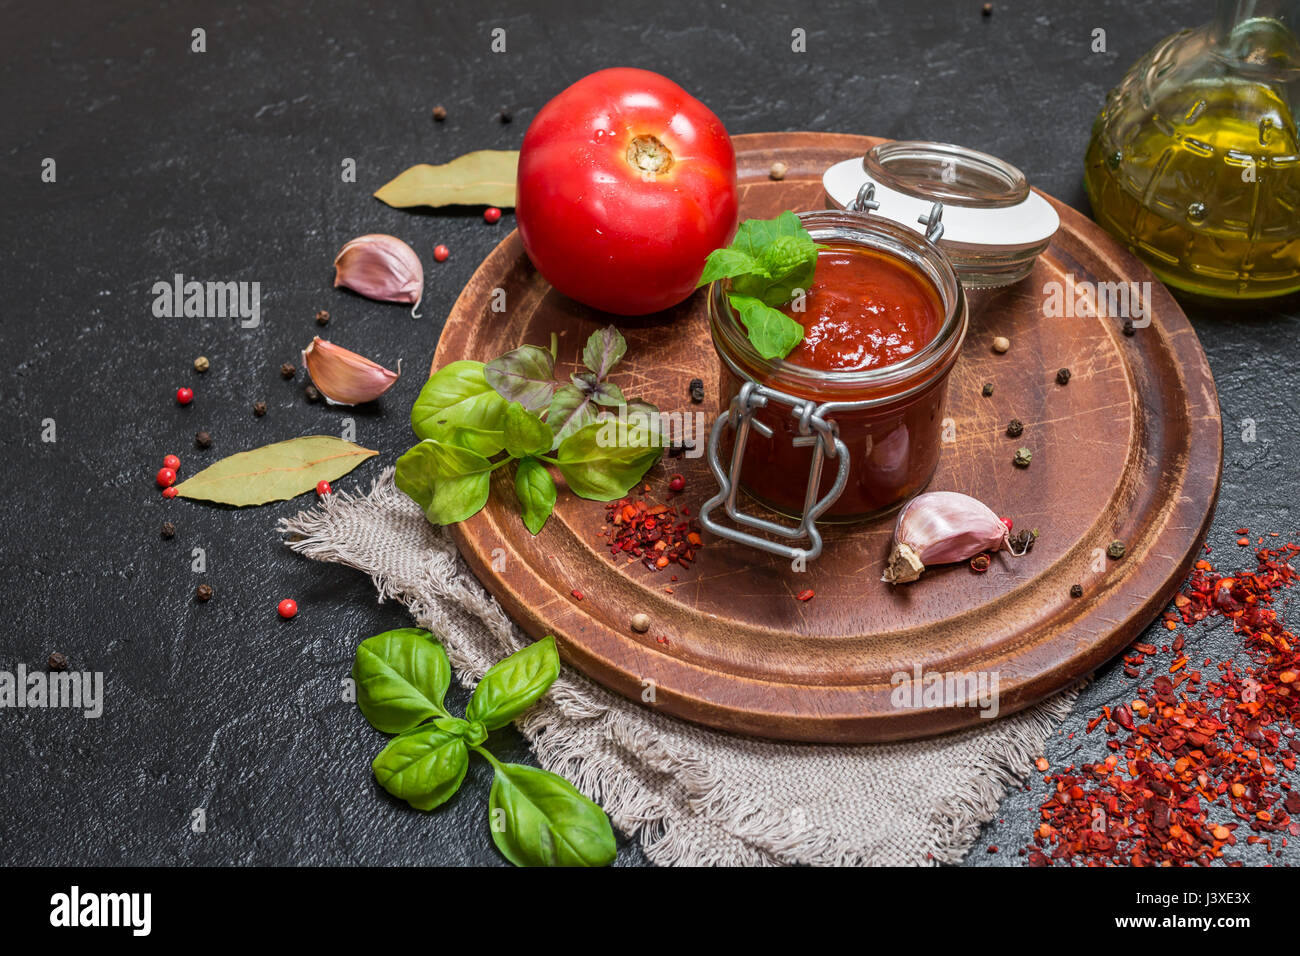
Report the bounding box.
[280,468,1076,866]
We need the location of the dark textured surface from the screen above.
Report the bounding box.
[1,0,1295,867]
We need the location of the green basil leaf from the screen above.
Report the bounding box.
[412,361,507,454]
[466,635,560,730]
[488,762,616,867]
[372,725,468,811]
[590,381,626,407]
[426,471,491,525]
[394,441,440,510]
[514,456,557,536]
[353,629,452,733]
[728,293,805,360]
[555,419,662,500]
[732,251,816,308]
[697,247,760,288]
[428,438,494,478]
[395,439,494,524]
[730,210,812,261]
[435,424,506,458]
[485,345,556,414]
[433,716,472,736]
[503,402,553,458]
[581,325,626,380]
[698,211,820,309]
[547,383,599,448]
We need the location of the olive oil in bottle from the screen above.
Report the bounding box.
[1084,2,1300,300]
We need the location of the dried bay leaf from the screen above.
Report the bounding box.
[374,151,519,209]
[174,436,378,506]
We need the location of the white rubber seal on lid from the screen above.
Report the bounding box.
[823,142,1060,287]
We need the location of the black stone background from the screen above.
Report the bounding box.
[1,0,1297,867]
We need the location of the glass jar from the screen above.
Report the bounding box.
[703,210,968,541]
[1083,0,1300,300]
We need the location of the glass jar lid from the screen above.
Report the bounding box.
[823,140,1060,288]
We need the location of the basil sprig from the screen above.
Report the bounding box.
[697,210,819,360]
[397,326,661,536]
[353,628,617,867]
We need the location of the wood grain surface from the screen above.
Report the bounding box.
[432,132,1223,743]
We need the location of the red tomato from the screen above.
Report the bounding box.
[516,68,738,316]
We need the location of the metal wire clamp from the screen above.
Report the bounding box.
[850,182,946,242]
[698,381,852,564]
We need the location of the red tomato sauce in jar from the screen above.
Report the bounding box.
[782,245,944,372]
[710,222,966,523]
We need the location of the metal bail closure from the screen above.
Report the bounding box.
[853,182,946,243]
[698,381,851,565]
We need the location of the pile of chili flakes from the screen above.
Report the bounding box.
[1028,538,1300,866]
[597,484,703,576]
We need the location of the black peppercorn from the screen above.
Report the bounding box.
[982,382,994,397]
[1056,367,1071,385]
[1006,418,1024,438]
[280,362,296,379]
[196,584,214,602]
[47,652,68,672]
[304,385,321,403]
[1010,528,1037,553]
[1107,540,1126,560]
[253,401,267,417]
[689,378,705,403]
[1122,318,1135,336]
[1070,583,1083,598]
[161,521,176,539]
[195,430,213,449]
[432,105,447,121]
[315,309,330,326]
[498,107,512,123]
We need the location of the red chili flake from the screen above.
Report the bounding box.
[571,589,584,601]
[1027,540,1300,866]
[796,589,814,602]
[602,489,704,574]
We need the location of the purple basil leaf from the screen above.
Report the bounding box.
[571,370,599,393]
[581,326,627,380]
[546,384,599,448]
[591,381,626,407]
[485,345,556,414]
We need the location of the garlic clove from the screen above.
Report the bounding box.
[301,337,401,406]
[882,491,1010,584]
[333,234,424,316]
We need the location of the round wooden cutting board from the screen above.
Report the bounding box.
[432,132,1222,743]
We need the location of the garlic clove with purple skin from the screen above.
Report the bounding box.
[302,337,401,406]
[333,234,424,317]
[882,491,1011,584]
